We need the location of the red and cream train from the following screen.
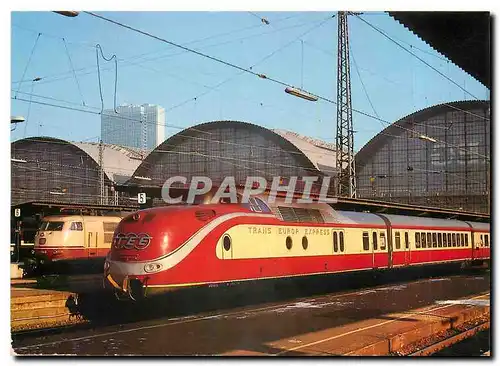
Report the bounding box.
[103,194,490,300]
[33,215,122,263]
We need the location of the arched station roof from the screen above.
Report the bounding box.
[356,100,490,167]
[11,137,144,205]
[126,120,330,188]
[355,100,490,214]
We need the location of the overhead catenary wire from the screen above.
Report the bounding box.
[82,12,489,161]
[95,44,118,114]
[353,14,480,101]
[14,32,41,98]
[349,45,381,125]
[301,39,490,123]
[62,38,86,106]
[10,13,313,87]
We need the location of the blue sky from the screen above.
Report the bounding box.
[10,11,490,150]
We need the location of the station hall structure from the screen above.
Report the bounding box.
[11,100,490,219]
[355,100,490,214]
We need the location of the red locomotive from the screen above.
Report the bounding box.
[103,193,490,300]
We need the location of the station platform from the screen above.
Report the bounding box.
[223,292,490,356]
[10,274,102,332]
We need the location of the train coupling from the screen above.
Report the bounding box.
[104,272,146,301]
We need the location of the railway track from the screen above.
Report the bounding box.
[12,271,490,355]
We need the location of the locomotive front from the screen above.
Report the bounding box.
[104,204,243,300]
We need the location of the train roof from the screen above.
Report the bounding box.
[41,215,122,221]
[332,211,386,226]
[380,214,470,229]
[465,221,490,231]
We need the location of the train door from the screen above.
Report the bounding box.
[373,231,389,268]
[371,231,378,268]
[403,232,410,265]
[472,232,482,260]
[85,221,100,258]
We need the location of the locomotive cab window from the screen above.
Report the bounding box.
[362,232,369,251]
[39,221,64,231]
[395,232,401,250]
[70,222,83,231]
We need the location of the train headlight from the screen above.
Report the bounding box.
[144,262,163,273]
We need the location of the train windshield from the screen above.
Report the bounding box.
[38,221,65,231]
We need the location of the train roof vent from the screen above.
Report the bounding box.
[195,209,216,221]
[277,207,324,224]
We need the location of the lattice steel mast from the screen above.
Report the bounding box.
[98,139,105,204]
[336,11,357,198]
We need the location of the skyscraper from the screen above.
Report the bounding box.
[101,104,165,149]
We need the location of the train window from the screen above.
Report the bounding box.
[254,198,271,213]
[421,232,426,248]
[103,222,118,232]
[380,233,386,250]
[405,232,409,249]
[373,232,378,250]
[427,233,432,248]
[333,232,338,252]
[443,233,447,247]
[447,233,451,247]
[339,232,344,252]
[39,221,64,231]
[248,197,262,212]
[460,234,465,247]
[438,233,442,247]
[485,235,489,247]
[432,233,437,248]
[302,236,308,250]
[70,222,83,231]
[452,234,456,247]
[362,232,369,251]
[480,234,483,245]
[286,236,293,250]
[465,234,468,247]
[223,235,232,251]
[415,232,421,248]
[395,232,401,250]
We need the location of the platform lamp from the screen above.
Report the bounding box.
[53,11,79,17]
[11,116,25,132]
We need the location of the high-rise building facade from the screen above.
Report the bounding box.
[101,104,165,149]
